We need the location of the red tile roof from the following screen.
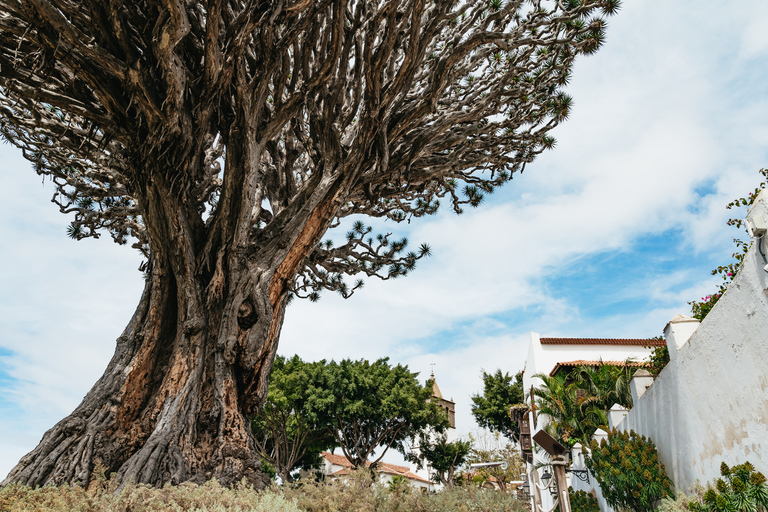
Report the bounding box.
[549,359,647,377]
[321,452,431,484]
[322,451,354,468]
[540,337,664,346]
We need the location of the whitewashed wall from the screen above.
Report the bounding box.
[616,190,768,493]
[523,335,656,512]
[522,334,656,393]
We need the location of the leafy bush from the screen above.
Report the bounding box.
[644,337,669,377]
[688,462,768,512]
[657,483,705,512]
[569,488,599,512]
[586,429,673,512]
[283,468,529,512]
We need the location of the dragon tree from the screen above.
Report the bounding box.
[0,0,619,488]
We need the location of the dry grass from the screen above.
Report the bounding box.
[0,468,529,512]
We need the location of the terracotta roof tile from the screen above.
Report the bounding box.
[539,337,663,346]
[321,453,431,484]
[321,451,353,468]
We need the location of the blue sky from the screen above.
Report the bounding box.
[2,0,768,476]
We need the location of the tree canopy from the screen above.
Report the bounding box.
[407,432,471,488]
[471,369,524,442]
[307,357,448,468]
[250,355,336,483]
[0,0,620,488]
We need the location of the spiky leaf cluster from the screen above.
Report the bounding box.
[292,221,431,300]
[0,0,620,296]
[586,429,673,512]
[689,462,768,512]
[570,487,601,512]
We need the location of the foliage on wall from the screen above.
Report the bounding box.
[689,168,768,320]
[688,462,768,512]
[586,429,673,512]
[644,337,670,378]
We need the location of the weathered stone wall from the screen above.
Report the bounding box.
[616,190,768,493]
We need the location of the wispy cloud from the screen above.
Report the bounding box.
[2,0,768,479]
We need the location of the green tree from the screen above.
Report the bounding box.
[533,373,607,447]
[1,0,621,488]
[308,358,448,469]
[586,429,673,512]
[533,362,639,446]
[251,355,336,484]
[471,370,524,442]
[407,432,472,488]
[569,363,634,411]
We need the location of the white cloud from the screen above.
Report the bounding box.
[2,0,768,480]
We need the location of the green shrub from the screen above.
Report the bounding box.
[586,429,673,512]
[569,488,599,512]
[657,483,705,512]
[688,462,768,512]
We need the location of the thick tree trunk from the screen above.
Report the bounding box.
[1,262,283,488]
[2,169,345,488]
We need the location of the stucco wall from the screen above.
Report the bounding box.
[616,190,768,493]
[523,333,656,393]
[522,334,656,512]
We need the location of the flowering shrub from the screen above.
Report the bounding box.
[569,488,600,512]
[689,168,767,321]
[586,429,673,512]
[688,462,768,512]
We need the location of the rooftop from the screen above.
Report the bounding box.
[540,337,663,346]
[321,452,431,484]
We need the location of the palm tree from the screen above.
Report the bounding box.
[569,362,634,411]
[531,373,608,447]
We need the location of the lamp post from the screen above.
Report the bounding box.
[532,430,573,512]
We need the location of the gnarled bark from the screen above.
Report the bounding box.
[2,166,344,488]
[0,0,619,488]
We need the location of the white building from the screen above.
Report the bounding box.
[521,334,661,512]
[570,190,768,511]
[522,334,661,394]
[319,451,433,490]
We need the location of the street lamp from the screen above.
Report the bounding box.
[540,470,552,488]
